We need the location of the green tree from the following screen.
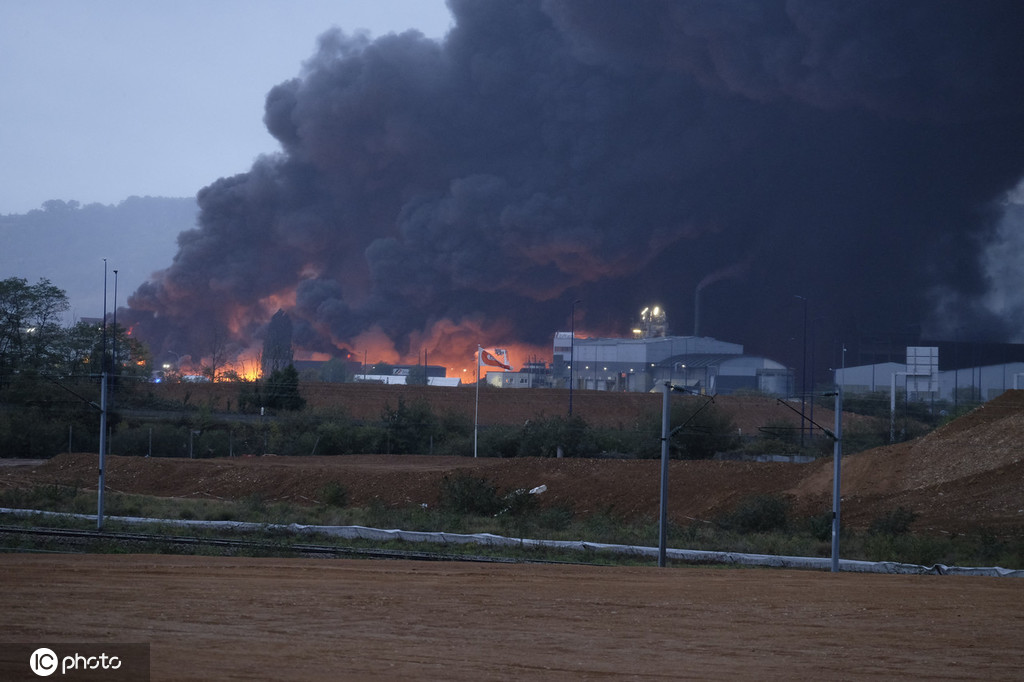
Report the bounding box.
[110,326,153,380]
[0,277,70,383]
[264,365,305,411]
[55,321,152,380]
[381,396,438,453]
[58,321,101,376]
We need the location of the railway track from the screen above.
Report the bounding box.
[0,524,578,565]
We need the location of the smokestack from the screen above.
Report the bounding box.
[694,286,700,338]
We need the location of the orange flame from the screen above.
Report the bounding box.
[198,294,562,382]
[348,318,551,378]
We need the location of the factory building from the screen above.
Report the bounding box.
[834,346,1024,404]
[552,331,792,395]
[498,361,551,389]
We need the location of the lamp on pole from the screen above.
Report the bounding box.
[569,299,581,416]
[658,382,671,566]
[111,269,118,372]
[98,259,108,530]
[109,269,118,458]
[101,259,107,366]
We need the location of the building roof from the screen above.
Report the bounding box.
[654,353,738,369]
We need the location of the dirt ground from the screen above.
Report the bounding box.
[150,382,862,434]
[3,553,1023,681]
[5,390,1024,533]
[3,392,1024,679]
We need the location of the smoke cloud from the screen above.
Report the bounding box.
[127,0,1024,373]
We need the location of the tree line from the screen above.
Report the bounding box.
[0,277,150,387]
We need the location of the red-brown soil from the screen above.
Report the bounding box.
[3,554,1022,680]
[4,390,1024,535]
[4,391,1024,680]
[149,381,860,434]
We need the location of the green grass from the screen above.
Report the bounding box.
[1,485,1021,569]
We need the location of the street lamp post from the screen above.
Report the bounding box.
[109,269,118,458]
[658,382,671,566]
[795,295,808,447]
[98,259,108,530]
[112,269,118,374]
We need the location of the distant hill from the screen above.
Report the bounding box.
[0,197,197,321]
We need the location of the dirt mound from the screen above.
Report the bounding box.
[8,453,804,525]
[791,391,1024,532]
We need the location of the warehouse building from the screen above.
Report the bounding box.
[834,346,1024,404]
[552,332,792,395]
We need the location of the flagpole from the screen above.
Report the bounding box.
[474,346,480,458]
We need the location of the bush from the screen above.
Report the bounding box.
[475,425,521,458]
[804,512,836,542]
[518,416,592,457]
[381,396,439,454]
[670,400,741,459]
[320,481,349,508]
[497,488,539,517]
[868,507,918,536]
[440,474,501,515]
[536,505,575,531]
[728,495,790,534]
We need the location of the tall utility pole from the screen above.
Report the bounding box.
[795,295,808,447]
[658,382,671,567]
[98,260,108,530]
[568,299,580,416]
[97,372,108,530]
[109,269,118,457]
[657,382,715,567]
[830,386,843,572]
[111,270,118,373]
[101,259,108,371]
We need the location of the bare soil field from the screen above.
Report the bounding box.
[4,390,1024,533]
[3,392,1024,679]
[150,381,865,434]
[3,553,1023,681]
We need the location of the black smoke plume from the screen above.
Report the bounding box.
[127,0,1024,375]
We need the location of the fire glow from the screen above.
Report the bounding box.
[178,311,552,383]
[349,318,551,378]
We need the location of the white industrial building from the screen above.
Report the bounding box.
[833,346,1024,403]
[552,332,793,395]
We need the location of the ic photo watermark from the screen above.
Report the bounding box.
[0,643,149,681]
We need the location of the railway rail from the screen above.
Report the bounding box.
[0,524,578,565]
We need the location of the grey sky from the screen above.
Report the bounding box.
[0,0,452,215]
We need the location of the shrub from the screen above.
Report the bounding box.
[536,505,575,531]
[670,400,741,459]
[868,507,918,536]
[320,481,349,508]
[804,512,836,542]
[517,415,593,457]
[497,488,539,517]
[728,494,790,534]
[381,396,439,454]
[475,425,521,458]
[440,474,501,515]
